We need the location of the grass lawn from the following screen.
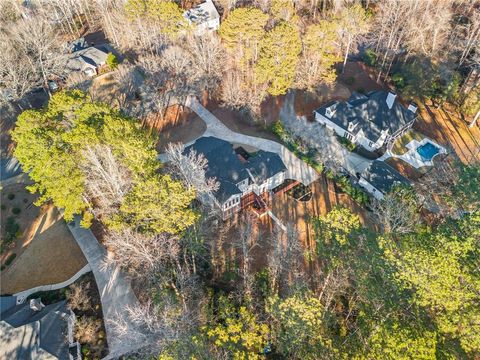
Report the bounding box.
[391,130,425,155]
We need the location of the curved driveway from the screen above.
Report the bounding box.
[184,96,319,186]
[67,217,143,359]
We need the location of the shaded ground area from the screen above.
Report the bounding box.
[337,61,387,94]
[414,101,480,164]
[155,109,206,152]
[204,100,280,142]
[384,157,429,181]
[1,182,41,263]
[1,204,87,295]
[294,83,351,121]
[271,175,371,252]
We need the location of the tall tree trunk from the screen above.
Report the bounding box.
[342,35,351,73]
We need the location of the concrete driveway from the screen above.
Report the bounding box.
[185,96,319,186]
[67,217,144,359]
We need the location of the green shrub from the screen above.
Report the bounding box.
[344,76,355,85]
[363,48,376,66]
[5,253,16,266]
[1,265,5,271]
[356,87,366,94]
[5,217,20,243]
[1,204,5,210]
[7,193,15,200]
[12,207,21,215]
[106,52,118,70]
[337,136,356,151]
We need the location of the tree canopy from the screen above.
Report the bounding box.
[12,90,196,233]
[255,22,302,96]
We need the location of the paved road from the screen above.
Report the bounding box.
[67,217,143,359]
[185,96,319,186]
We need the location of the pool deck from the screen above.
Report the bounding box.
[379,138,447,169]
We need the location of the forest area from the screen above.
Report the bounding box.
[1,0,480,359]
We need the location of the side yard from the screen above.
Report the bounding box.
[1,183,87,294]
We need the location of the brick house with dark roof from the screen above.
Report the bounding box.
[185,137,287,219]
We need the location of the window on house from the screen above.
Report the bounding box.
[369,141,374,148]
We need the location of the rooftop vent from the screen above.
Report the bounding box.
[386,92,397,110]
[407,103,418,113]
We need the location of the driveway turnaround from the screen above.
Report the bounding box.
[185,96,319,186]
[67,217,143,359]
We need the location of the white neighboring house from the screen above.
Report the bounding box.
[314,91,418,152]
[185,137,287,219]
[358,160,411,200]
[184,0,220,35]
[66,46,109,77]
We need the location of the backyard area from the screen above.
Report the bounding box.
[414,102,480,164]
[1,183,87,294]
[271,175,371,252]
[390,130,425,155]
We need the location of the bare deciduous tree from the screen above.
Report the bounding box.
[67,281,92,312]
[76,316,102,344]
[81,144,132,219]
[371,188,419,234]
[234,215,260,299]
[165,142,220,211]
[5,15,66,95]
[268,224,304,294]
[103,228,179,277]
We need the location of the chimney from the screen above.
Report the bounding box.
[30,299,45,312]
[386,92,397,110]
[407,103,418,114]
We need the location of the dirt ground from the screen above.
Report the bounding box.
[210,175,372,289]
[1,185,87,294]
[155,109,207,152]
[271,175,371,252]
[414,101,480,164]
[204,100,280,142]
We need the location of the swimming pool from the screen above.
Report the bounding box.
[416,142,440,161]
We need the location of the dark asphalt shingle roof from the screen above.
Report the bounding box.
[247,152,287,183]
[361,160,410,195]
[185,137,286,202]
[185,137,249,202]
[1,298,71,360]
[315,91,416,141]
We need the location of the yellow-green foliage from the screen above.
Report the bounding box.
[111,174,196,234]
[219,7,269,67]
[270,0,297,22]
[267,293,336,358]
[366,320,437,360]
[12,90,196,234]
[380,212,480,355]
[302,20,342,84]
[205,296,269,359]
[124,0,188,38]
[255,22,301,96]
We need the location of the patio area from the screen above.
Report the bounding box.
[382,132,447,169]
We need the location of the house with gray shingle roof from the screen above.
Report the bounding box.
[358,160,411,200]
[185,137,287,219]
[314,91,418,153]
[0,296,80,360]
